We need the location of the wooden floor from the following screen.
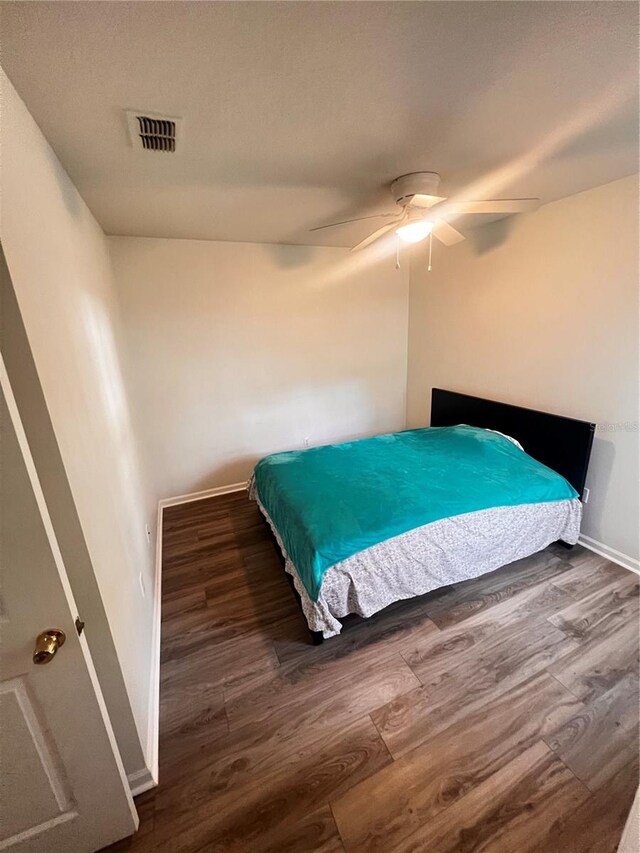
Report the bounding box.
[106,492,639,853]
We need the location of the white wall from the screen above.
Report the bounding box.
[0,69,157,775]
[109,237,409,500]
[407,174,639,563]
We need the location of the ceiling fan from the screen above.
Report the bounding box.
[311,172,541,252]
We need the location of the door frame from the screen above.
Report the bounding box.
[1,353,138,841]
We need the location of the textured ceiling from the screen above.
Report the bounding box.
[1,1,637,246]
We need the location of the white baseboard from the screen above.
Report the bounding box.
[158,481,247,510]
[142,500,164,790]
[141,481,247,791]
[127,767,156,797]
[578,533,640,576]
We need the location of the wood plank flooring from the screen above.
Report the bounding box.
[103,492,639,853]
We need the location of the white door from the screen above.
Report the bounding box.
[0,360,138,852]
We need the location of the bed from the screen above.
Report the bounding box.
[248,389,595,642]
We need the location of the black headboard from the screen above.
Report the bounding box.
[430,388,595,498]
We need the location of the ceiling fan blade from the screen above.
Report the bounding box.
[409,194,448,209]
[350,217,404,252]
[443,198,541,215]
[309,212,398,232]
[431,219,466,246]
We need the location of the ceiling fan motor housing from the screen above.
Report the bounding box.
[391,172,441,206]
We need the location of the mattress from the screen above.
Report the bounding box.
[249,425,582,637]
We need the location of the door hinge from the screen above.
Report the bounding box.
[75,617,85,636]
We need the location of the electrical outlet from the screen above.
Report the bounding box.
[145,523,152,545]
[582,487,590,504]
[138,571,146,598]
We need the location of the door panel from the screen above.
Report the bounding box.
[0,364,138,852]
[0,679,75,846]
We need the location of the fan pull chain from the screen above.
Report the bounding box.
[395,235,401,270]
[428,231,433,272]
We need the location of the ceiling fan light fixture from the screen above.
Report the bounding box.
[313,172,539,253]
[396,220,433,244]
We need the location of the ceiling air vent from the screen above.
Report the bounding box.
[125,110,182,153]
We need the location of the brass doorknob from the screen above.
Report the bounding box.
[33,629,66,665]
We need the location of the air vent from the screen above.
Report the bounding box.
[136,116,175,151]
[125,110,182,153]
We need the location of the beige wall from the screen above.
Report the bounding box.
[0,69,157,773]
[109,237,409,500]
[407,174,639,562]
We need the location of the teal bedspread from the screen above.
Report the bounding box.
[253,425,578,601]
